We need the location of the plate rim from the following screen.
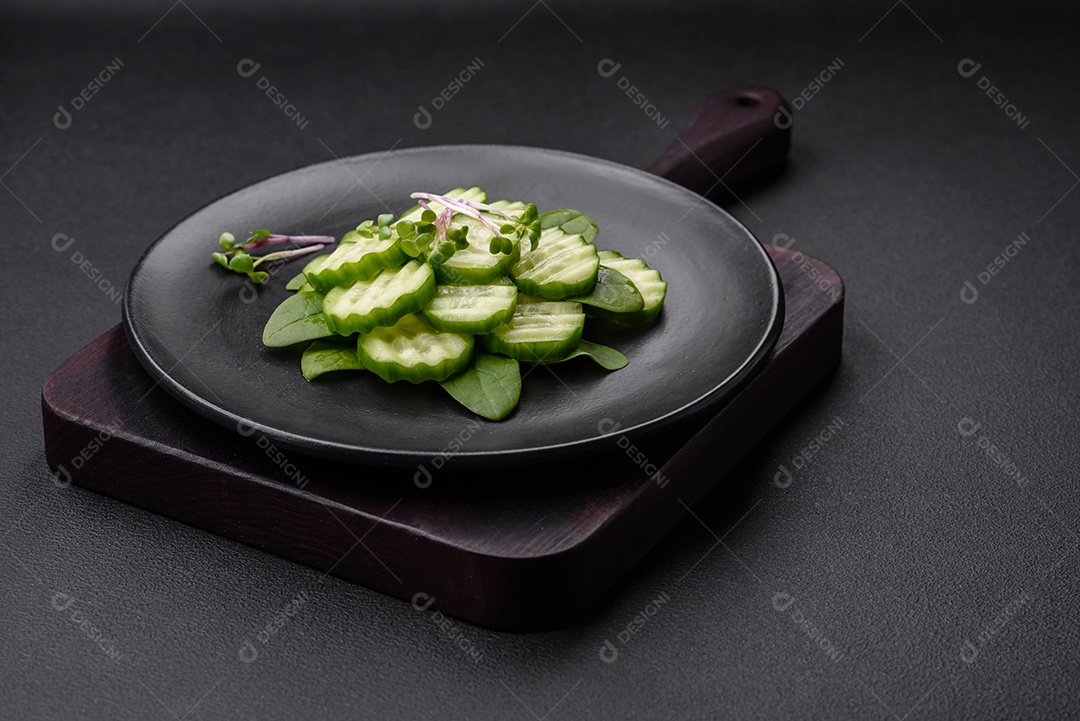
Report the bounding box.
[122,143,784,467]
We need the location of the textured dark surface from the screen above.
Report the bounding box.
[4,1,1080,719]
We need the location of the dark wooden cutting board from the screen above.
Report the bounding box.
[40,87,845,630]
[41,243,841,630]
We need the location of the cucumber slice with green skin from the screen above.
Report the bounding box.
[322,261,436,336]
[511,227,600,300]
[482,295,585,362]
[486,199,528,218]
[433,207,526,285]
[263,291,334,347]
[434,237,518,284]
[593,250,668,324]
[305,234,408,292]
[422,279,518,334]
[539,209,599,243]
[284,253,332,291]
[398,187,487,224]
[358,313,474,384]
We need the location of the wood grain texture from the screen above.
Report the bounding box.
[42,245,842,630]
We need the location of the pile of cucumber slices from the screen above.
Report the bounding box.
[257,187,666,420]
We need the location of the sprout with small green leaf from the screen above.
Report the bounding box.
[211,230,335,285]
[410,192,541,256]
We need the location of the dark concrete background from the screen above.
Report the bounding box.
[3,1,1079,718]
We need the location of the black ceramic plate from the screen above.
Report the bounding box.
[123,145,782,468]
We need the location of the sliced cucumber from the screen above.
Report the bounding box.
[486,199,528,218]
[358,313,474,383]
[305,234,407,292]
[433,204,527,285]
[283,253,331,291]
[422,278,518,334]
[511,227,599,300]
[593,250,667,324]
[322,261,436,336]
[434,227,519,284]
[482,295,585,362]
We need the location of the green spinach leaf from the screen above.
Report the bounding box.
[570,266,643,313]
[301,338,364,380]
[262,291,334,347]
[539,209,599,243]
[548,340,629,371]
[440,353,521,421]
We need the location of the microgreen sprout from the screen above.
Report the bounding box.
[340,194,541,270]
[378,207,463,266]
[212,230,335,284]
[410,192,541,256]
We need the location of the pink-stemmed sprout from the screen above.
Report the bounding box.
[411,192,511,235]
[242,234,336,251]
[213,230,338,285]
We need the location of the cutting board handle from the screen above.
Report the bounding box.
[647,86,791,197]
